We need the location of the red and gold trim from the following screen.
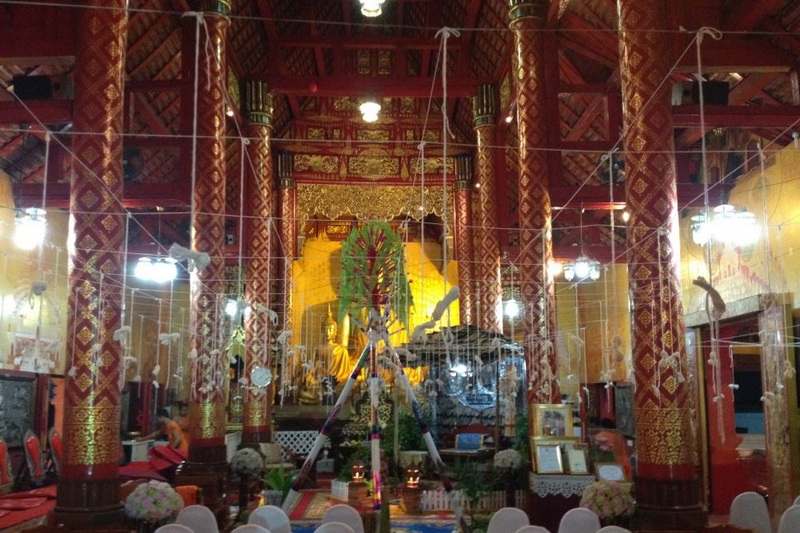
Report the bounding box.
[508,0,559,404]
[56,0,126,525]
[454,155,475,325]
[619,0,703,527]
[473,85,503,333]
[243,81,274,444]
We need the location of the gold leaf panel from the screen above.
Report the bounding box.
[298,184,453,221]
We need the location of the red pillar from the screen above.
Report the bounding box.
[177,2,230,524]
[472,84,503,333]
[277,153,297,397]
[618,0,704,528]
[55,0,126,527]
[454,155,475,325]
[507,0,559,404]
[242,81,275,445]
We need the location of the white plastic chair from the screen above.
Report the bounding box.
[176,504,220,533]
[557,507,601,533]
[154,525,194,533]
[596,527,631,533]
[314,522,355,533]
[515,525,552,533]
[232,525,271,533]
[322,503,365,533]
[729,491,771,533]
[488,507,530,533]
[778,503,800,533]
[249,505,292,533]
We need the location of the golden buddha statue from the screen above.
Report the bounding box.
[298,306,351,404]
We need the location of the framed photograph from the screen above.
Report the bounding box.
[532,403,574,437]
[595,462,626,481]
[566,447,589,474]
[535,444,563,474]
[614,383,634,437]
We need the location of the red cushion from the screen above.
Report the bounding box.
[25,434,43,478]
[51,432,62,462]
[0,441,10,485]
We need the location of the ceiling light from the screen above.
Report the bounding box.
[135,257,177,283]
[503,299,520,320]
[691,204,759,247]
[359,101,381,122]
[14,207,46,250]
[359,0,385,17]
[563,256,601,282]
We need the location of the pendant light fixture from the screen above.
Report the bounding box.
[563,207,601,282]
[359,0,385,17]
[359,100,381,122]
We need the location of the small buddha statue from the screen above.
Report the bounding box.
[298,306,351,404]
[319,306,351,384]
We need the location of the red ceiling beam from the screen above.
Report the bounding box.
[14,182,191,209]
[672,105,800,129]
[264,75,486,97]
[0,100,72,124]
[675,37,794,73]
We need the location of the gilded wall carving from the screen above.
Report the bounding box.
[294,154,339,174]
[298,184,452,220]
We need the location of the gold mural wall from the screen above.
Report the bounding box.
[680,144,800,311]
[0,173,69,375]
[554,263,632,389]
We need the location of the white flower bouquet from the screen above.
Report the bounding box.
[493,449,523,470]
[580,480,635,521]
[230,447,264,478]
[124,480,184,524]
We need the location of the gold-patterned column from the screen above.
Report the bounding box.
[242,81,274,445]
[618,0,704,529]
[454,155,475,325]
[176,1,230,524]
[55,0,127,527]
[472,85,503,333]
[507,1,559,404]
[277,152,297,394]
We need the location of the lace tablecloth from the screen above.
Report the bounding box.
[529,473,596,498]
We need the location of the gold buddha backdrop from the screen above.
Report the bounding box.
[291,225,458,396]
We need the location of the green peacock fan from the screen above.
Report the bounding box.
[337,221,413,330]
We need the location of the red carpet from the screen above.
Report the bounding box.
[289,491,320,520]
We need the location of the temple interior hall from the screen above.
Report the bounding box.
[2,0,800,532]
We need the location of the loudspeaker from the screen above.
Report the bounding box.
[12,75,55,100]
[691,80,729,106]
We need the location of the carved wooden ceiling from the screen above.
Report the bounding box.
[2,0,800,262]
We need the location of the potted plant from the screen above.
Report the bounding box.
[263,466,294,506]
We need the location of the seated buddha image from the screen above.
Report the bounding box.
[298,306,352,404]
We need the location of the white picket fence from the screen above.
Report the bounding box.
[330,481,526,512]
[421,488,527,512]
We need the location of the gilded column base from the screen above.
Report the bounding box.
[635,477,707,531]
[54,478,124,528]
[176,445,229,530]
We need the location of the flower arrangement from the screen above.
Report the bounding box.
[580,480,635,522]
[493,449,522,471]
[231,448,264,478]
[124,480,184,524]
